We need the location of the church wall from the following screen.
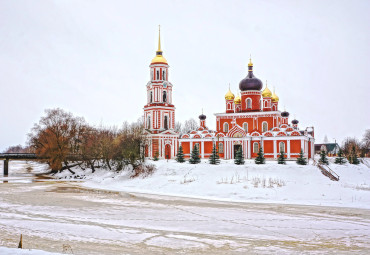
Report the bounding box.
[204,141,213,158]
[290,140,301,155]
[264,140,274,158]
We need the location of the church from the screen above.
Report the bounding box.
[143,28,315,160]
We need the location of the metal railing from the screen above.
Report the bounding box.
[313,159,340,181]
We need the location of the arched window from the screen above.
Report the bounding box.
[262,122,268,132]
[247,98,252,109]
[253,142,259,153]
[147,116,151,129]
[279,142,285,153]
[157,70,159,80]
[164,116,168,130]
[163,91,167,103]
[218,143,224,153]
[243,122,248,132]
[150,91,153,103]
[163,70,165,80]
[224,123,229,133]
[264,101,267,107]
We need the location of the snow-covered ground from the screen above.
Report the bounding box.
[1,160,370,254]
[53,158,370,209]
[0,247,63,255]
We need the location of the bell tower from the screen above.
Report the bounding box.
[143,26,178,159]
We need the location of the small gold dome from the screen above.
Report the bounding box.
[234,94,241,104]
[225,88,235,100]
[151,54,168,64]
[262,85,272,98]
[271,91,279,102]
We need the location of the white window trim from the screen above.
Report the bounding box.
[253,142,259,153]
[279,142,285,153]
[224,123,229,132]
[262,121,268,133]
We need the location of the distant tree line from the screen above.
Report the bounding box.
[27,108,147,174]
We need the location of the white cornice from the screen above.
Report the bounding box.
[214,111,281,117]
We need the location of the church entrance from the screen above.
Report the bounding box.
[165,144,171,159]
[234,144,242,159]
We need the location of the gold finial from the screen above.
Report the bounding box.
[248,54,253,67]
[234,92,241,104]
[158,25,161,52]
[271,86,279,102]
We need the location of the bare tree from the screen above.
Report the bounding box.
[342,137,361,158]
[3,145,33,153]
[28,108,86,173]
[182,118,199,133]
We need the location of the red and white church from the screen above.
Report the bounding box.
[143,29,315,160]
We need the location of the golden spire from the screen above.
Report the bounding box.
[271,87,279,102]
[157,25,161,52]
[151,25,168,64]
[248,54,253,67]
[262,80,272,97]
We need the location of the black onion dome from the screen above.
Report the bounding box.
[239,64,263,91]
[292,119,299,125]
[199,114,206,120]
[281,111,290,117]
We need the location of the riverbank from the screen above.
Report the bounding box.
[51,158,370,209]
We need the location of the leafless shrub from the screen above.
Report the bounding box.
[131,163,156,178]
[252,177,261,188]
[181,172,196,184]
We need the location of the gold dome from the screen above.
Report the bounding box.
[151,54,168,64]
[248,55,253,67]
[151,25,168,65]
[234,93,241,104]
[262,82,272,97]
[225,88,235,100]
[271,90,279,102]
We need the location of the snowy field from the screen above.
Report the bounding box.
[52,158,370,209]
[1,160,370,254]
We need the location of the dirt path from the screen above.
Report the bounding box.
[0,182,369,254]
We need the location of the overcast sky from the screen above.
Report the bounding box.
[0,0,369,151]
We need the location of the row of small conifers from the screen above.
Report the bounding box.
[172,145,309,165]
[172,145,362,166]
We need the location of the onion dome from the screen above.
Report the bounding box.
[199,113,206,120]
[271,89,279,102]
[292,119,299,125]
[281,110,290,117]
[262,81,272,97]
[225,88,235,100]
[151,26,168,64]
[234,93,241,104]
[239,57,263,91]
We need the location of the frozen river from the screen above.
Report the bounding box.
[0,161,370,254]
